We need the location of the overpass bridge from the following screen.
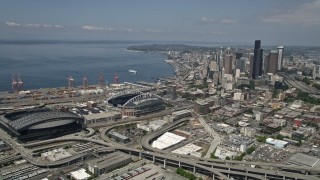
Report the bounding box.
[1,112,320,179]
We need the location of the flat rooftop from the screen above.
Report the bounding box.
[287,153,320,167]
[83,111,120,120]
[87,152,131,169]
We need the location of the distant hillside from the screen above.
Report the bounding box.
[127,44,212,52]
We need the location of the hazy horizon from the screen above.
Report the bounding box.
[1,0,320,46]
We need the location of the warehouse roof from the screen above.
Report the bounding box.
[152,132,186,150]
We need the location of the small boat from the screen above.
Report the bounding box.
[129,69,137,73]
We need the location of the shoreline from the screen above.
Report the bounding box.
[0,45,174,93]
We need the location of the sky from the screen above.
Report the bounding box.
[0,0,320,46]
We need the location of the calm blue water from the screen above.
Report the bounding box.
[0,40,174,92]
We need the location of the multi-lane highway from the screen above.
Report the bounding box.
[279,73,320,95]
[196,116,221,158]
[1,113,320,180]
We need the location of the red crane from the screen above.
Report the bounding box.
[114,73,119,84]
[99,74,105,86]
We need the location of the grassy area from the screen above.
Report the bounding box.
[176,167,202,180]
[285,91,320,105]
[246,146,256,154]
[210,148,218,159]
[234,152,246,161]
[256,136,267,143]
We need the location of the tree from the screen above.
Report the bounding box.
[282,84,289,91]
[246,146,256,154]
[296,139,302,147]
[276,134,284,140]
[234,153,246,161]
[256,136,267,143]
[313,83,320,90]
[225,156,230,160]
[302,77,311,85]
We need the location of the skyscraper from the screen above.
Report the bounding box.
[251,40,263,79]
[265,50,278,74]
[249,53,254,78]
[277,46,284,70]
[235,52,243,60]
[236,57,247,73]
[223,54,233,74]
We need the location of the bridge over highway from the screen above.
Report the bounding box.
[1,113,320,179]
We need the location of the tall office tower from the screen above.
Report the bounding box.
[249,53,254,78]
[236,57,247,72]
[236,52,243,60]
[223,54,233,74]
[219,48,223,69]
[251,40,263,79]
[277,46,284,70]
[263,54,268,74]
[264,50,278,74]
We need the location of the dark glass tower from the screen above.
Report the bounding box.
[251,40,263,79]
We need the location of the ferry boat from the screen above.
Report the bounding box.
[129,69,137,74]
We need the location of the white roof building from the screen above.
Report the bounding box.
[152,132,186,150]
[41,148,72,162]
[70,168,91,180]
[266,138,288,148]
[172,143,202,156]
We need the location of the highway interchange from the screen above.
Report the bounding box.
[1,107,320,180]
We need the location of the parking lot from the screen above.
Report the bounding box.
[250,145,291,163]
[1,164,49,180]
[112,163,185,180]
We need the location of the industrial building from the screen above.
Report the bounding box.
[215,146,238,160]
[108,131,130,144]
[152,132,186,150]
[41,148,72,162]
[223,134,255,152]
[86,152,132,176]
[0,108,85,141]
[70,168,91,180]
[172,143,202,157]
[213,123,237,134]
[171,109,191,121]
[137,119,167,132]
[84,111,121,125]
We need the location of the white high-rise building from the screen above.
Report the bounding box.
[277,46,284,70]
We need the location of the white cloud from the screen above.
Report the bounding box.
[120,28,136,32]
[261,0,320,26]
[200,16,216,24]
[145,29,165,33]
[209,31,227,34]
[6,21,64,28]
[6,22,21,27]
[200,17,237,24]
[221,18,237,24]
[81,26,137,32]
[53,25,64,28]
[81,25,105,31]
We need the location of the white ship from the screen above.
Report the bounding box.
[129,69,137,74]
